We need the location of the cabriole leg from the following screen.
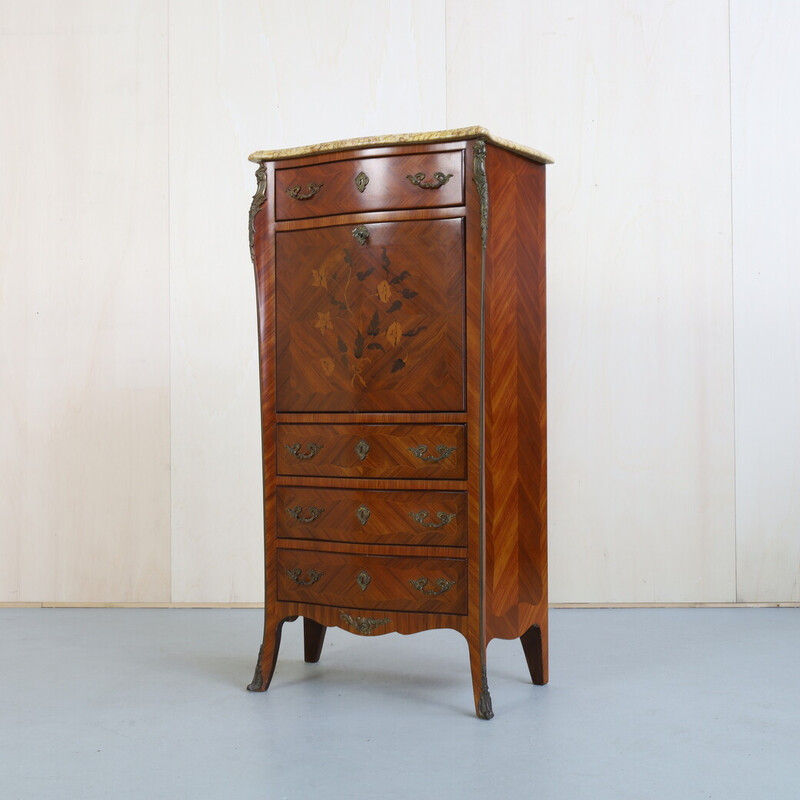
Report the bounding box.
[247,617,287,692]
[467,637,494,720]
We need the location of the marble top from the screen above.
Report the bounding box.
[248,126,553,165]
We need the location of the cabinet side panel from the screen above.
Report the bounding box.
[483,146,547,639]
[252,163,278,611]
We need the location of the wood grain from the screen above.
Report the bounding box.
[249,135,548,716]
[276,550,467,614]
[275,218,466,413]
[276,424,466,479]
[483,144,548,645]
[276,487,468,547]
[274,150,464,220]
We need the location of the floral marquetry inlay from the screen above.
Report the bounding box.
[309,244,424,388]
[275,218,466,413]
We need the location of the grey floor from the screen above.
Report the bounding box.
[1,608,798,800]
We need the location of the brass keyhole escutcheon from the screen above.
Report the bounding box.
[355,171,369,193]
[352,225,369,246]
[355,439,370,461]
[356,570,371,591]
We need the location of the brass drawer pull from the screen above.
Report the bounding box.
[356,570,371,591]
[286,442,322,460]
[340,613,390,635]
[286,182,323,201]
[355,504,371,526]
[354,171,369,193]
[409,577,456,596]
[286,568,323,586]
[409,510,456,528]
[408,444,456,463]
[355,439,370,460]
[286,505,324,523]
[406,171,453,190]
[352,225,370,245]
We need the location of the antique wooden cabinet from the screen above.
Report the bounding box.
[246,127,551,719]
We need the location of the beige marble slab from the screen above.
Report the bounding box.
[249,126,553,165]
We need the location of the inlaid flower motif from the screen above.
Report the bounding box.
[314,311,333,334]
[309,245,416,384]
[311,266,328,289]
[377,280,392,303]
[386,321,403,347]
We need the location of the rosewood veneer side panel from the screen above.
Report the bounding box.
[251,161,279,614]
[483,145,548,643]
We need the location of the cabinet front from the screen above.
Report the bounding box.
[275,218,466,413]
[276,423,466,480]
[276,487,468,547]
[276,550,467,614]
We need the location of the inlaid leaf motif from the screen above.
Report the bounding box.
[315,311,333,334]
[352,359,368,388]
[307,244,425,389]
[377,280,392,303]
[390,270,410,284]
[367,311,380,336]
[386,321,403,347]
[403,325,428,337]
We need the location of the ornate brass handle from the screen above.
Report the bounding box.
[409,577,456,596]
[352,225,369,246]
[286,442,322,460]
[355,504,371,526]
[409,510,456,528]
[340,613,390,635]
[286,505,324,523]
[408,444,456,463]
[406,171,453,190]
[286,182,323,200]
[355,439,370,461]
[287,568,323,586]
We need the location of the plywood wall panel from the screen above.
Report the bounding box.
[731,0,800,602]
[168,0,447,602]
[0,0,170,602]
[446,0,736,602]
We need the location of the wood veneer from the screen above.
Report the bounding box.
[248,134,548,718]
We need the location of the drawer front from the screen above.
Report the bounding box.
[275,218,465,413]
[276,550,467,614]
[276,488,467,547]
[277,424,466,480]
[274,150,464,220]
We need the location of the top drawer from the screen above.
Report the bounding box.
[274,150,464,220]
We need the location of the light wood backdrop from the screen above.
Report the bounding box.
[1,0,797,604]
